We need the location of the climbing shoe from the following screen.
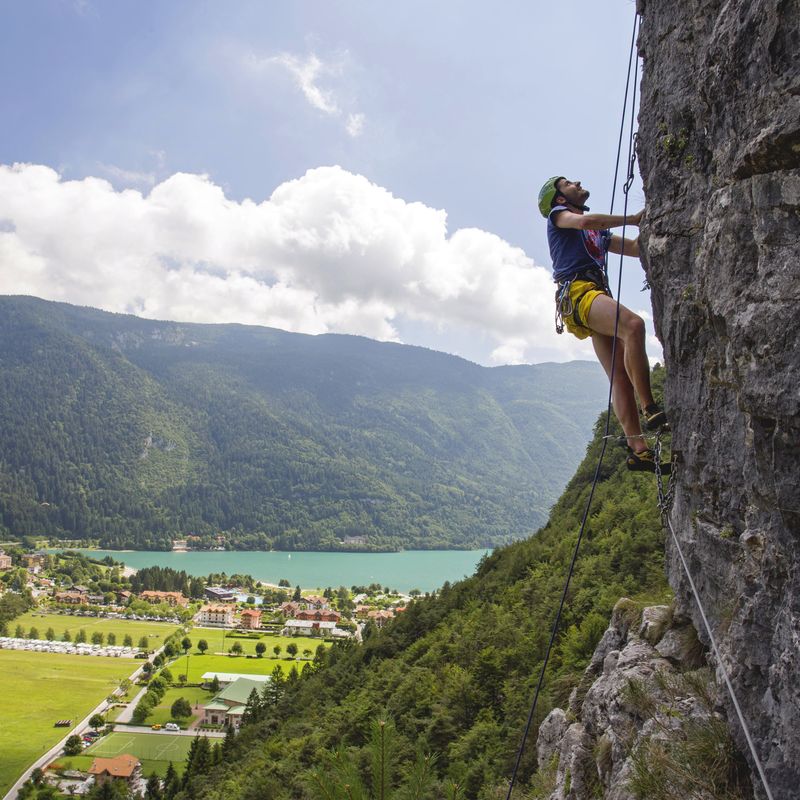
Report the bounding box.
[626,447,672,475]
[643,403,668,431]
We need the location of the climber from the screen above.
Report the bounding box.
[538,176,669,474]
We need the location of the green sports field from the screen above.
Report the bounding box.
[86,730,196,762]
[66,731,201,778]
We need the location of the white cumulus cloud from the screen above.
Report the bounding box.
[0,162,591,364]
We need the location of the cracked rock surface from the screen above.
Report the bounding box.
[537,601,744,800]
[636,0,800,797]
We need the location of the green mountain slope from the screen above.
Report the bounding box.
[170,369,670,800]
[0,295,608,551]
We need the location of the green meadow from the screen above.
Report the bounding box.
[170,629,326,681]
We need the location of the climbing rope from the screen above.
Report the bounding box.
[505,13,641,799]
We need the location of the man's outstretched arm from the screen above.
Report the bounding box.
[553,208,644,231]
[608,234,639,257]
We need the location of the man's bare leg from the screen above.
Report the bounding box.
[592,332,648,453]
[586,294,655,410]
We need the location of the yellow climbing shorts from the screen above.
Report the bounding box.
[560,279,608,340]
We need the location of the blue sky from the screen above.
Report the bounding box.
[0,0,656,366]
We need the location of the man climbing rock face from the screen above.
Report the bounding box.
[538,176,669,473]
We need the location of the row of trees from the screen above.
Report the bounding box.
[13,625,151,649]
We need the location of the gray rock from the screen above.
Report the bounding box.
[637,0,800,797]
[537,606,734,800]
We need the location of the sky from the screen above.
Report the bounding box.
[0,0,659,367]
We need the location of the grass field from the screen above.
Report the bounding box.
[184,629,323,658]
[171,649,315,682]
[87,730,196,761]
[13,610,181,644]
[0,649,139,796]
[65,731,199,778]
[146,687,214,728]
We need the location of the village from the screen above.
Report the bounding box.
[0,546,410,798]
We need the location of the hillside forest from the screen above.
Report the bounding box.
[0,296,608,552]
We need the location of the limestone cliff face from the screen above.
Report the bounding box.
[636,0,800,797]
[537,602,751,800]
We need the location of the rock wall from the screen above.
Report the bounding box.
[537,601,752,800]
[635,0,800,797]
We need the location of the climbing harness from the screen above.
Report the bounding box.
[506,13,642,799]
[554,269,612,335]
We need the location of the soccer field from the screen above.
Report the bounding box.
[86,731,196,762]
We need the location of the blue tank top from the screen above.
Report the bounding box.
[547,206,612,283]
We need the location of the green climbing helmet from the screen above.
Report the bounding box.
[537,176,565,218]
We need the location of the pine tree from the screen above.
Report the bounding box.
[163,763,178,799]
[242,687,263,726]
[144,772,162,800]
[222,724,237,761]
[263,665,285,707]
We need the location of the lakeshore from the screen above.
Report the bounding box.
[60,549,492,594]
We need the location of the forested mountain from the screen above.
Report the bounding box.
[0,296,608,551]
[171,370,671,800]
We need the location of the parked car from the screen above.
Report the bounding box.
[151,724,161,730]
[165,723,180,731]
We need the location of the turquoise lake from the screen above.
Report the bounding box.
[71,549,492,594]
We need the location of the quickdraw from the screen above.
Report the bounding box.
[653,426,677,528]
[554,280,574,334]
